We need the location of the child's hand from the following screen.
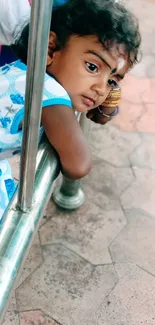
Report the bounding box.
[87,87,121,125]
[86,107,109,124]
[86,106,119,125]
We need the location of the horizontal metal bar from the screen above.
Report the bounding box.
[18,0,53,212]
[0,138,60,323]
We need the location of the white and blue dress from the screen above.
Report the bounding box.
[0,60,72,221]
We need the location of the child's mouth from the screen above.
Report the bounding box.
[82,96,95,108]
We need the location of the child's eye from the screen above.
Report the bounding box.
[108,79,119,89]
[86,62,98,73]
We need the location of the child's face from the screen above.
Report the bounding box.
[47,34,131,112]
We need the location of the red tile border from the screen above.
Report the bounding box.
[20,310,58,325]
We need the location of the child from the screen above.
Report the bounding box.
[0,0,141,220]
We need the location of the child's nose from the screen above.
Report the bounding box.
[93,76,109,97]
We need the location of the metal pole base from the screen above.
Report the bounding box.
[52,176,85,210]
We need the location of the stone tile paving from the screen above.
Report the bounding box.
[2,0,155,324]
[8,156,20,182]
[89,124,141,167]
[110,210,155,276]
[129,133,155,169]
[19,311,59,325]
[2,311,20,325]
[16,245,117,325]
[121,168,155,215]
[83,156,134,211]
[96,264,155,325]
[39,201,126,265]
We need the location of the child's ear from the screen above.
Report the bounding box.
[47,32,57,67]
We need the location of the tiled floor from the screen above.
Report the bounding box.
[2,0,155,324]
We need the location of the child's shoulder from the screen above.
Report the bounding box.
[43,74,72,109]
[0,60,72,109]
[44,74,69,98]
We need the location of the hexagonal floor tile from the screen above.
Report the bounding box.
[110,210,155,276]
[96,263,155,325]
[130,54,155,78]
[120,75,150,104]
[7,292,17,312]
[123,0,155,58]
[121,168,155,215]
[136,103,155,133]
[20,310,58,325]
[83,156,134,211]
[129,133,155,169]
[40,201,126,265]
[8,155,20,181]
[16,233,43,288]
[16,245,117,325]
[89,124,141,167]
[141,79,155,104]
[2,311,19,325]
[111,99,145,132]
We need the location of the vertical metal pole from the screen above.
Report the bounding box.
[18,0,53,212]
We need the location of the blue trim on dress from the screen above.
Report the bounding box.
[42,98,72,108]
[12,60,27,71]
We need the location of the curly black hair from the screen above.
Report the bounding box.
[51,0,141,65]
[12,0,141,65]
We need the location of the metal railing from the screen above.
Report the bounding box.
[0,138,59,322]
[18,0,53,211]
[0,0,88,322]
[0,0,56,321]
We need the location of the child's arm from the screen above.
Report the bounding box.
[41,105,92,180]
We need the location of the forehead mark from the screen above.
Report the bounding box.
[118,57,125,70]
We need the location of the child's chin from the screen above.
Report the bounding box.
[74,106,87,113]
[75,103,91,113]
[73,98,92,113]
